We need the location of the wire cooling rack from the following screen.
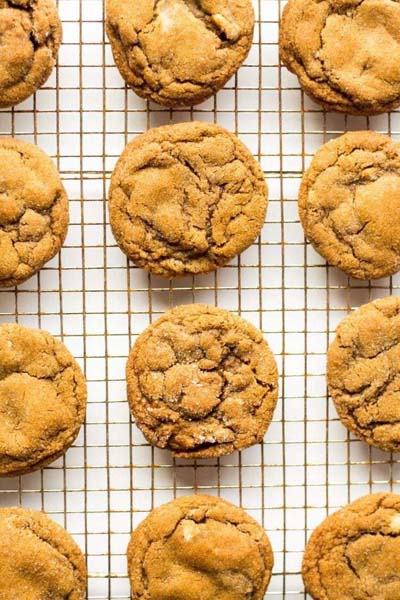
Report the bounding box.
[1,0,400,598]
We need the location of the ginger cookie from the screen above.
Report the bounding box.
[0,0,62,108]
[0,323,87,476]
[327,295,400,452]
[280,0,400,115]
[303,493,400,599]
[105,0,254,108]
[0,506,86,599]
[128,495,273,600]
[126,304,278,459]
[299,131,400,280]
[0,137,69,288]
[109,121,268,279]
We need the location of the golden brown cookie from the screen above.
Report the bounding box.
[128,495,273,600]
[0,506,86,599]
[0,323,87,476]
[0,0,62,108]
[299,131,400,280]
[109,121,268,279]
[327,295,400,452]
[0,137,69,288]
[280,0,400,115]
[303,493,400,600]
[105,0,254,108]
[127,304,278,459]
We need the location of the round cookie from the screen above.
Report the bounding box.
[0,323,87,476]
[128,494,273,600]
[105,0,254,108]
[280,0,400,115]
[127,303,278,458]
[0,137,69,288]
[109,121,268,279]
[299,131,400,280]
[0,506,86,599]
[303,493,400,599]
[0,0,62,108]
[327,295,400,452]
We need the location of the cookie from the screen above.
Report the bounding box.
[105,0,254,108]
[0,0,62,108]
[0,323,87,476]
[327,295,400,452]
[299,131,400,280]
[127,303,278,459]
[128,494,273,600]
[109,121,268,279]
[303,492,400,600]
[0,137,69,288]
[280,0,400,115]
[0,506,86,599]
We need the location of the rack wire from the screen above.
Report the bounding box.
[0,0,400,597]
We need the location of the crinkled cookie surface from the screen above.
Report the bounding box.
[127,304,278,458]
[0,0,62,108]
[109,121,268,278]
[328,296,400,452]
[303,493,400,600]
[280,0,400,115]
[0,506,86,599]
[106,0,254,107]
[0,137,68,287]
[128,495,273,600]
[0,323,86,476]
[299,131,400,280]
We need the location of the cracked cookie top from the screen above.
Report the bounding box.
[128,495,273,600]
[327,295,400,452]
[299,131,400,280]
[0,138,69,288]
[109,121,268,278]
[303,493,400,600]
[0,0,62,108]
[126,304,278,459]
[280,0,400,115]
[105,0,254,107]
[0,506,86,599]
[0,323,87,476]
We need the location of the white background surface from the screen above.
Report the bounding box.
[0,0,399,598]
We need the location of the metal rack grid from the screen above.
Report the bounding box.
[0,0,400,598]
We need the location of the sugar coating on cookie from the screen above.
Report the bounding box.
[0,507,86,599]
[303,493,400,599]
[299,131,400,280]
[126,304,278,458]
[109,121,268,278]
[0,138,69,287]
[128,495,273,600]
[328,296,400,452]
[0,0,62,108]
[0,323,87,476]
[105,0,254,107]
[280,0,400,115]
